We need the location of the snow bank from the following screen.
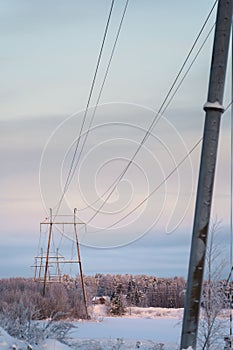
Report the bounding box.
[126,307,184,319]
[92,305,184,319]
[40,339,71,350]
[63,337,178,350]
[92,304,108,319]
[0,328,72,350]
[0,327,28,350]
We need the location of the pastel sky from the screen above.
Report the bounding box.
[1,0,232,279]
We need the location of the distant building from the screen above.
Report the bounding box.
[92,296,110,305]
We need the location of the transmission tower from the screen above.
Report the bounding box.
[33,208,89,318]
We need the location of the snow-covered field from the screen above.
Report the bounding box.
[0,307,184,350]
[67,318,181,349]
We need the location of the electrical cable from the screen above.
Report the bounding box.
[82,22,215,214]
[65,0,130,192]
[87,100,233,232]
[83,1,218,225]
[158,24,215,120]
[97,138,202,230]
[54,0,116,218]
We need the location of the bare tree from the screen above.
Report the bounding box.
[198,218,228,350]
[0,302,74,347]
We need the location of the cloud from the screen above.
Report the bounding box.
[0,0,231,279]
[78,227,191,277]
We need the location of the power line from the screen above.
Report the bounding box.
[158,0,217,118]
[104,139,202,230]
[85,21,215,213]
[65,0,130,192]
[83,1,218,225]
[159,23,215,118]
[54,0,116,218]
[90,100,233,232]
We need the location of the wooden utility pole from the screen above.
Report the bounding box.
[74,208,89,319]
[43,208,53,297]
[180,1,232,349]
[36,208,89,319]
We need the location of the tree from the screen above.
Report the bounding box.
[198,218,228,350]
[0,300,74,347]
[110,283,126,316]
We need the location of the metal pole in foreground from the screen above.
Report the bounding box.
[180,1,232,349]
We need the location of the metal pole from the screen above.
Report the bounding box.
[74,208,89,319]
[43,208,53,297]
[229,13,233,346]
[180,1,232,349]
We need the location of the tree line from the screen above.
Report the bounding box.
[0,274,230,319]
[0,274,186,320]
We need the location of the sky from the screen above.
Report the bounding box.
[0,0,232,279]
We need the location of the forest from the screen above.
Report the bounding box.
[0,273,228,320]
[0,274,186,321]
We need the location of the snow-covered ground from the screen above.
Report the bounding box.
[65,306,182,349]
[0,307,184,350]
[68,318,181,349]
[0,327,29,350]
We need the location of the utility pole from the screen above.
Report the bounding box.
[43,208,53,297]
[34,208,89,318]
[180,1,232,349]
[74,208,89,319]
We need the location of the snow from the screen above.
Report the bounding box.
[0,327,28,350]
[92,304,108,318]
[40,339,71,350]
[125,307,184,319]
[0,308,203,350]
[91,305,184,319]
[203,100,224,111]
[71,317,181,342]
